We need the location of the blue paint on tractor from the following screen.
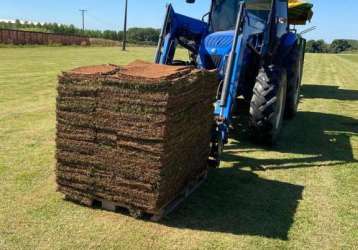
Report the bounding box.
[154,0,309,165]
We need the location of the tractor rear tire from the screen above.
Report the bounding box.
[285,45,302,119]
[249,65,287,145]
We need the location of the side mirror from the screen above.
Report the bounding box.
[186,0,195,3]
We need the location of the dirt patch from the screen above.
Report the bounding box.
[56,60,217,214]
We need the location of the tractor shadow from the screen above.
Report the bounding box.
[223,84,358,170]
[162,84,357,239]
[301,84,358,101]
[223,112,358,171]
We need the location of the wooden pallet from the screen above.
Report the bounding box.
[68,171,207,221]
[150,170,208,221]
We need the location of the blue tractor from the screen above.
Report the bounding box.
[154,0,313,166]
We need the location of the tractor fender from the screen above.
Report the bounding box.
[282,32,298,48]
[275,32,299,65]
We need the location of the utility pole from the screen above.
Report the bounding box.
[79,9,88,31]
[122,0,128,51]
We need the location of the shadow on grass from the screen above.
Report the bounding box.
[163,85,357,239]
[301,84,358,101]
[163,168,303,240]
[224,111,358,171]
[223,85,358,170]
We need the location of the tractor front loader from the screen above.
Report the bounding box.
[155,0,313,166]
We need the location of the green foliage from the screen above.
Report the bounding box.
[346,40,358,50]
[329,40,352,54]
[0,21,160,44]
[102,30,119,41]
[306,39,358,54]
[127,27,160,44]
[306,39,328,53]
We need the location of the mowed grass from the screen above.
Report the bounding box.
[0,47,357,249]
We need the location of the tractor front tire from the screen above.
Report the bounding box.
[249,65,287,145]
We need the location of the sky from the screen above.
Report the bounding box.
[0,0,357,42]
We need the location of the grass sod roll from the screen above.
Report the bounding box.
[55,60,217,215]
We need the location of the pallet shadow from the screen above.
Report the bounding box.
[163,167,303,240]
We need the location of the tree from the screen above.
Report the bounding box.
[103,30,118,40]
[127,27,160,44]
[329,39,352,53]
[36,22,43,29]
[15,19,21,29]
[0,20,163,44]
[306,40,328,53]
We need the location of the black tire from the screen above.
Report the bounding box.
[285,45,302,119]
[208,124,223,168]
[249,65,287,145]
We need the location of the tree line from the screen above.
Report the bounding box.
[306,39,357,54]
[0,20,160,45]
[1,20,357,51]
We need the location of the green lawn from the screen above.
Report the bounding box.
[0,47,357,249]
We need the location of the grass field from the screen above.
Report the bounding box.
[0,47,357,249]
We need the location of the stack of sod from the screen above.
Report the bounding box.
[56,60,217,214]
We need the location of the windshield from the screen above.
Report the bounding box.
[210,0,273,32]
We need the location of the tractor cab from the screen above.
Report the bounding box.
[155,0,313,68]
[210,0,271,32]
[199,0,275,72]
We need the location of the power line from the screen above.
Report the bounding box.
[79,9,88,31]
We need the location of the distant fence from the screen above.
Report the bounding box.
[0,29,90,46]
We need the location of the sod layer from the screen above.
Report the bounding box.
[56,61,217,214]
